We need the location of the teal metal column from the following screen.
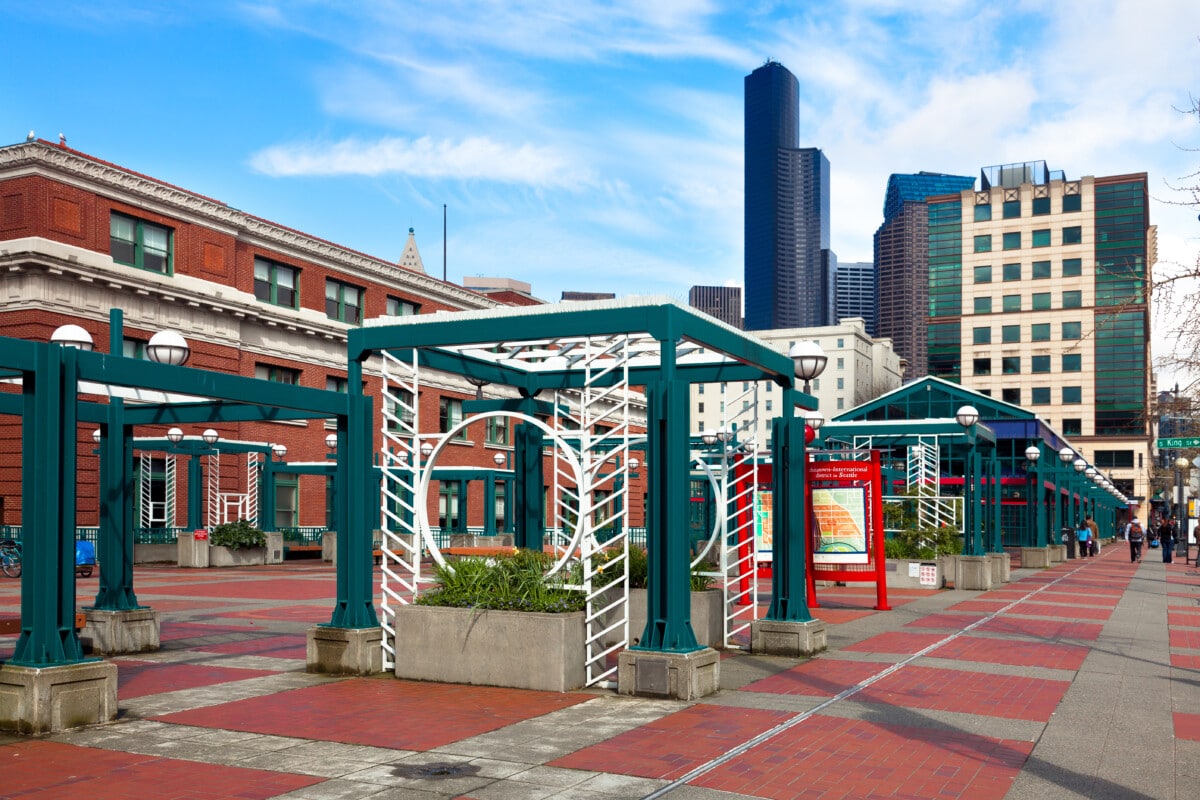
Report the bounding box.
[327,364,378,629]
[13,343,85,665]
[1030,445,1047,547]
[261,455,277,532]
[634,341,699,653]
[186,453,203,530]
[962,432,982,556]
[987,450,1002,552]
[513,417,545,551]
[92,398,140,610]
[483,473,497,535]
[765,389,813,622]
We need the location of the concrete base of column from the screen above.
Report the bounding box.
[265,531,285,565]
[954,555,993,591]
[1049,544,1067,563]
[321,531,337,563]
[617,647,719,701]
[1020,546,1053,568]
[81,608,160,655]
[988,552,1011,584]
[0,661,117,734]
[306,626,383,675]
[750,618,827,657]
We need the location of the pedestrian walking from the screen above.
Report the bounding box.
[1076,520,1092,558]
[1085,515,1100,556]
[1125,517,1145,563]
[1161,516,1177,564]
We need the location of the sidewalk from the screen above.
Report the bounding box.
[0,542,1197,799]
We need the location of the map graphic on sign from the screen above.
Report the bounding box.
[812,487,869,564]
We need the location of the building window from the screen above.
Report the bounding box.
[384,389,416,432]
[1032,292,1051,311]
[765,400,773,412]
[836,397,845,410]
[1031,229,1051,248]
[1002,295,1021,313]
[836,377,844,390]
[1062,194,1082,213]
[1063,386,1082,404]
[974,235,992,253]
[1031,323,1051,341]
[1032,197,1051,215]
[1001,325,1020,343]
[1002,388,1020,404]
[486,416,508,446]
[1095,450,1135,469]
[697,402,704,414]
[122,337,147,359]
[438,483,461,530]
[255,364,300,384]
[1062,419,1082,435]
[439,397,467,440]
[325,279,363,324]
[1031,355,1051,373]
[1062,353,1081,372]
[1002,232,1021,250]
[386,296,420,316]
[326,376,347,393]
[254,257,299,308]
[1002,263,1021,282]
[974,265,992,284]
[974,204,992,221]
[742,400,751,411]
[698,385,704,395]
[1002,199,1021,218]
[110,212,172,274]
[1031,387,1051,405]
[1062,226,1082,244]
[1062,257,1082,276]
[1002,356,1020,374]
[974,297,992,314]
[1062,290,1082,309]
[973,326,991,345]
[274,474,298,529]
[1032,260,1051,279]
[494,482,507,532]
[837,357,845,369]
[1062,321,1082,340]
[973,358,991,376]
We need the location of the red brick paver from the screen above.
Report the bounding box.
[195,633,308,659]
[858,665,1069,722]
[742,658,886,697]
[118,661,280,699]
[977,617,1104,641]
[692,714,1033,800]
[843,632,947,655]
[1170,629,1200,650]
[1174,712,1200,742]
[549,704,792,779]
[905,613,987,631]
[1,740,321,799]
[929,635,1090,671]
[155,677,588,750]
[1009,602,1113,621]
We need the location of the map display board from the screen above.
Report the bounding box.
[754,489,774,561]
[811,486,869,564]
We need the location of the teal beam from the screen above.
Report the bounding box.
[765,388,813,622]
[122,402,315,426]
[513,422,545,550]
[91,398,140,610]
[186,454,203,531]
[635,333,700,653]
[987,452,1002,552]
[13,344,85,666]
[327,371,378,628]
[961,431,982,556]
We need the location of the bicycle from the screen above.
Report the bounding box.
[0,539,21,578]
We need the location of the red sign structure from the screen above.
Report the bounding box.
[806,449,890,611]
[193,529,209,540]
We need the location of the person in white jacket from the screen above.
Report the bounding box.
[1124,516,1146,563]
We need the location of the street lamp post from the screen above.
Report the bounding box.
[1176,455,1189,562]
[789,341,827,395]
[1025,445,1044,548]
[956,405,980,556]
[1057,447,1074,536]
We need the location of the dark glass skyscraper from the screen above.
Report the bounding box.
[744,61,832,330]
[874,172,975,378]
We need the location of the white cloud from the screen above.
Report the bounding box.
[249,136,594,188]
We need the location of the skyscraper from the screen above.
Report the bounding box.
[874,172,975,378]
[688,285,743,328]
[834,261,876,334]
[744,61,832,331]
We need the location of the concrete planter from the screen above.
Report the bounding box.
[208,545,266,568]
[393,605,585,692]
[606,588,724,648]
[885,558,944,589]
[134,543,176,564]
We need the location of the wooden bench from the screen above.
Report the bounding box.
[283,544,322,559]
[0,612,87,635]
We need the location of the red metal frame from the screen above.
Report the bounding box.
[805,450,891,611]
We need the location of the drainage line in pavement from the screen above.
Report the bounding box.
[642,556,1101,799]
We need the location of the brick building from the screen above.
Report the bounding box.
[0,139,639,533]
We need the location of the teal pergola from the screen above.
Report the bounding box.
[0,311,359,667]
[823,376,1126,551]
[348,297,819,656]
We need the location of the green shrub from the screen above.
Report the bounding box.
[593,545,714,591]
[210,519,266,550]
[886,526,961,559]
[416,549,586,613]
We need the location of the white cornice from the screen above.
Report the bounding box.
[0,142,496,311]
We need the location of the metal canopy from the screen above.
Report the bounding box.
[354,296,812,403]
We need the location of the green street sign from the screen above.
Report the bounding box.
[1156,437,1200,448]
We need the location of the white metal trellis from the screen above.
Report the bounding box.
[207,450,220,528]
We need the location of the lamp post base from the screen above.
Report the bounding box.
[81,608,160,655]
[306,626,383,676]
[750,618,827,657]
[0,661,117,734]
[953,555,993,591]
[1020,546,1053,568]
[618,647,719,700]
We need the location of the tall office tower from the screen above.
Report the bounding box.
[926,161,1155,504]
[688,285,743,328]
[835,261,876,334]
[874,172,976,379]
[744,61,831,330]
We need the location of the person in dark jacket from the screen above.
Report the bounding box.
[1160,516,1177,564]
[1124,517,1145,563]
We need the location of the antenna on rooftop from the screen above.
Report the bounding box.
[26,131,34,142]
[58,133,66,147]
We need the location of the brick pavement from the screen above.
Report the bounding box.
[0,543,1196,798]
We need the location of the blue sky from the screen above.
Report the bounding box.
[3,1,1199,377]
